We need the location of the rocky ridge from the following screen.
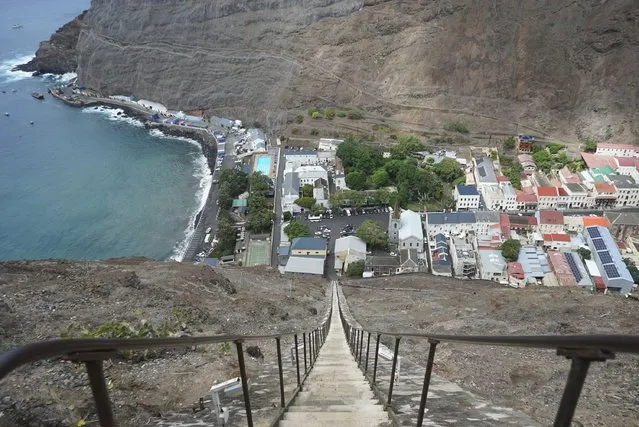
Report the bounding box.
[21,0,639,142]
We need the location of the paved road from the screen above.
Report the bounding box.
[270,146,285,267]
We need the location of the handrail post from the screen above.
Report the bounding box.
[275,337,285,408]
[372,334,381,384]
[364,332,371,374]
[416,339,439,427]
[234,341,253,427]
[84,360,115,427]
[294,334,301,387]
[553,348,613,427]
[358,329,364,367]
[303,333,307,374]
[387,337,401,405]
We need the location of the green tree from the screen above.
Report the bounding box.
[356,220,388,248]
[246,208,274,232]
[583,139,597,153]
[533,149,551,164]
[503,136,516,150]
[390,135,425,160]
[324,108,335,119]
[219,169,248,197]
[346,260,365,277]
[283,211,292,221]
[295,197,316,210]
[433,158,464,183]
[250,172,271,193]
[623,258,639,284]
[371,168,390,188]
[302,184,314,198]
[284,220,310,240]
[307,106,319,117]
[336,111,346,118]
[444,121,469,134]
[452,175,466,186]
[500,239,522,262]
[211,212,237,258]
[577,247,591,261]
[548,143,564,154]
[372,188,392,205]
[345,171,368,191]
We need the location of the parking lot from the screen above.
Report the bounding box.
[298,210,390,246]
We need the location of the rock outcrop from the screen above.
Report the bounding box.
[15,11,87,75]
[23,1,639,141]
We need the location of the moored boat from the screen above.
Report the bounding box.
[31,92,45,100]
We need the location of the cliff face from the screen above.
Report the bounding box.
[43,1,639,140]
[16,11,87,75]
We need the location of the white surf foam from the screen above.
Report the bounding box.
[0,54,35,83]
[156,128,213,262]
[82,105,145,128]
[41,72,77,84]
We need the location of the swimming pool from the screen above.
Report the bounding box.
[254,155,271,176]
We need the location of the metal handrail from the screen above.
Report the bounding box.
[336,283,639,427]
[0,286,335,427]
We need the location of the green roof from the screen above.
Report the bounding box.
[591,166,615,175]
[232,199,248,207]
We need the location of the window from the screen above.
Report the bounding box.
[403,243,406,247]
[394,223,397,229]
[410,243,413,247]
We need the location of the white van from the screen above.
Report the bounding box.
[204,234,211,244]
[309,215,322,222]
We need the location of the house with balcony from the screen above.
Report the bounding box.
[515,189,538,211]
[450,236,477,278]
[557,187,570,210]
[536,186,559,209]
[592,183,617,208]
[608,175,639,208]
[563,183,593,208]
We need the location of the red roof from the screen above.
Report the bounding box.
[539,209,564,225]
[537,186,559,197]
[528,216,537,226]
[497,175,509,183]
[508,262,525,279]
[559,167,581,184]
[500,213,511,234]
[617,241,627,250]
[581,152,618,170]
[616,157,636,167]
[594,183,616,194]
[543,233,571,242]
[582,216,609,227]
[594,276,606,290]
[557,187,569,196]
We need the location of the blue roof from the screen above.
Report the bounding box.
[279,246,290,256]
[456,185,479,196]
[203,258,219,267]
[428,212,476,225]
[291,237,327,251]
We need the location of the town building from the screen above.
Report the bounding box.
[563,183,592,208]
[475,211,501,236]
[500,182,517,211]
[454,185,480,210]
[518,246,550,284]
[595,143,639,158]
[425,212,476,236]
[284,237,327,275]
[398,249,420,274]
[364,256,400,277]
[334,236,366,275]
[558,167,581,185]
[584,226,634,294]
[477,249,508,283]
[429,233,452,276]
[516,189,538,211]
[473,157,498,188]
[388,209,424,253]
[592,182,617,208]
[281,172,301,214]
[507,262,526,288]
[333,174,347,191]
[516,135,534,153]
[536,186,559,209]
[615,157,639,181]
[547,250,593,288]
[318,138,343,151]
[518,154,536,171]
[542,233,571,250]
[285,150,319,168]
[536,210,564,234]
[481,184,505,211]
[248,128,266,152]
[608,175,639,208]
[605,211,639,240]
[295,165,328,185]
[450,236,477,278]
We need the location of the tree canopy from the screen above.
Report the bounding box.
[346,260,365,277]
[432,158,464,183]
[356,220,388,248]
[294,197,316,210]
[583,139,597,153]
[302,184,314,198]
[284,220,310,240]
[500,239,521,262]
[577,247,591,261]
[390,135,424,160]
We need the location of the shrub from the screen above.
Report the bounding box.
[346,260,365,277]
[295,115,304,124]
[307,107,319,117]
[324,108,335,119]
[347,109,364,120]
[336,111,346,118]
[291,128,300,135]
[444,121,469,134]
[312,111,322,119]
[283,211,292,221]
[310,128,320,136]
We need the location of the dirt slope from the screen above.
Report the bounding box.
[0,259,327,426]
[342,275,639,427]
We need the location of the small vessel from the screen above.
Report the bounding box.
[12,24,23,30]
[31,92,45,100]
[4,112,9,117]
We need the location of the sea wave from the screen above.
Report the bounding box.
[81,105,145,128]
[0,54,34,83]
[157,128,213,262]
[41,72,77,84]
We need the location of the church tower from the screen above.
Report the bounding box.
[388,203,401,245]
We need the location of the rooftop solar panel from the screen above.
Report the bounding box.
[592,238,607,251]
[603,264,620,279]
[598,251,614,265]
[564,253,583,282]
[587,227,601,238]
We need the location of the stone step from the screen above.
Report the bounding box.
[283,411,389,422]
[287,403,383,412]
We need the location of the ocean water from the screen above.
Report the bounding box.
[0,0,210,261]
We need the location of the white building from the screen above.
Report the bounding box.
[536,187,559,209]
[450,236,477,278]
[296,165,328,185]
[481,185,504,211]
[388,210,424,253]
[563,183,594,209]
[473,157,498,188]
[478,249,508,283]
[596,143,639,158]
[500,182,517,211]
[248,129,266,152]
[334,174,348,191]
[285,150,319,169]
[281,172,301,214]
[334,236,366,275]
[318,138,344,151]
[425,212,478,237]
[454,185,480,210]
[609,175,639,208]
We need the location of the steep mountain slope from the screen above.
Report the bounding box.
[25,0,639,141]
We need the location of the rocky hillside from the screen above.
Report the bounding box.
[0,259,328,426]
[23,0,639,142]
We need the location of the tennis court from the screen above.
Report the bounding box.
[246,238,271,266]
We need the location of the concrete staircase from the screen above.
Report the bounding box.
[279,288,390,426]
